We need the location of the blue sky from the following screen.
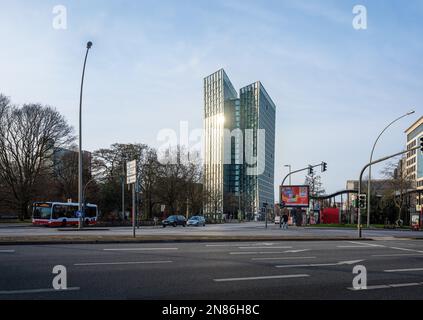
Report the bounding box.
[0,0,422,198]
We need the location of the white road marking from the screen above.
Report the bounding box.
[74,261,173,266]
[276,260,364,269]
[349,241,385,247]
[230,251,296,255]
[252,257,316,261]
[238,246,292,250]
[337,246,378,248]
[284,249,311,253]
[373,254,423,257]
[384,268,423,273]
[389,247,423,254]
[214,274,309,282]
[206,243,275,247]
[348,282,423,291]
[0,287,80,295]
[104,248,178,252]
[0,250,15,253]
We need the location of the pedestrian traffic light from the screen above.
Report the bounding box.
[359,194,367,210]
[321,162,328,172]
[308,165,314,175]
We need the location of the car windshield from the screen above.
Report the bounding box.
[190,217,199,220]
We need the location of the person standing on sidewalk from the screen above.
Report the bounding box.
[282,212,289,230]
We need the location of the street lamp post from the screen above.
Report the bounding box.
[366,110,415,228]
[78,41,93,230]
[284,165,292,185]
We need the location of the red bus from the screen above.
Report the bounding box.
[32,202,98,227]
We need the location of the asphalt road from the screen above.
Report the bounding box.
[1,239,423,300]
[1,222,422,239]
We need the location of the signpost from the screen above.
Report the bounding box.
[127,160,137,238]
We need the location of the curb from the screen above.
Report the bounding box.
[0,236,374,246]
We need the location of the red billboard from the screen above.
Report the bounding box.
[280,186,310,208]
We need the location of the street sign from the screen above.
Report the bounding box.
[126,160,138,239]
[126,160,137,184]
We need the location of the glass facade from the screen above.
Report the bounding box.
[240,82,276,217]
[204,69,238,216]
[204,70,276,219]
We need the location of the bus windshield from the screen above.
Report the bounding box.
[33,203,52,220]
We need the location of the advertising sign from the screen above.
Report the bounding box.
[280,186,310,208]
[411,214,420,231]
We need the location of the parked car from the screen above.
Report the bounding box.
[187,216,206,227]
[162,215,187,228]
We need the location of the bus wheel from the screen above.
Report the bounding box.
[85,219,90,226]
[61,220,67,227]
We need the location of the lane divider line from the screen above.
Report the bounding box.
[349,241,386,248]
[389,247,423,254]
[348,282,423,291]
[252,257,316,261]
[104,248,178,251]
[384,268,423,273]
[0,287,80,295]
[238,246,292,250]
[230,251,297,255]
[74,261,173,266]
[214,274,309,282]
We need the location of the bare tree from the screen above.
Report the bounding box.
[156,146,187,215]
[0,95,74,219]
[139,148,160,219]
[53,149,91,202]
[304,172,325,198]
[381,160,413,225]
[92,143,148,217]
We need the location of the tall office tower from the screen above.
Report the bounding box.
[204,70,276,220]
[240,82,276,218]
[203,69,238,218]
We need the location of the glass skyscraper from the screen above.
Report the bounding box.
[204,69,276,220]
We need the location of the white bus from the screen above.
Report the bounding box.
[32,202,98,227]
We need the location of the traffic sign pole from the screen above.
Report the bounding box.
[127,160,137,238]
[132,183,136,238]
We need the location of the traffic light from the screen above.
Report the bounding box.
[358,194,367,210]
[321,162,328,172]
[420,136,423,152]
[308,165,314,175]
[353,198,359,209]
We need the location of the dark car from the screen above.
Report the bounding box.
[187,216,206,227]
[162,215,187,228]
